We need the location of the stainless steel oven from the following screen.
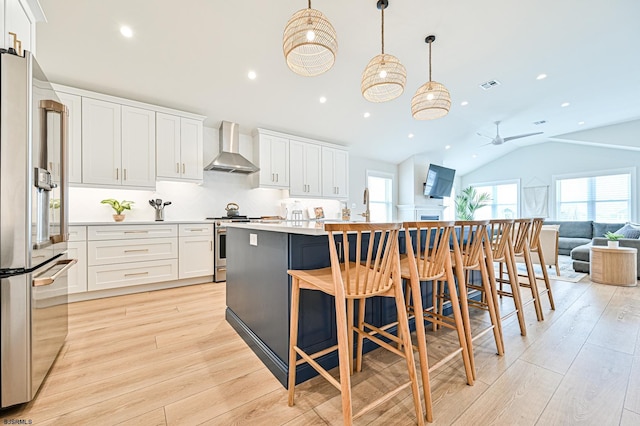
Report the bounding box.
[214,221,227,282]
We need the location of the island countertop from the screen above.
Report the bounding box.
[225,219,380,236]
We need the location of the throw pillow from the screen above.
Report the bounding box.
[614,224,640,239]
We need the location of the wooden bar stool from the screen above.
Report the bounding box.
[398,221,475,422]
[503,218,545,321]
[442,221,504,372]
[287,223,424,426]
[485,219,527,337]
[520,218,556,312]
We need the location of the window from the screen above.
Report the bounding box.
[554,170,633,221]
[367,171,393,221]
[471,181,519,219]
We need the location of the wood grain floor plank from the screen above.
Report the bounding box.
[519,282,616,374]
[586,285,640,355]
[537,343,633,426]
[115,407,167,426]
[620,409,640,426]
[451,359,562,425]
[625,355,640,414]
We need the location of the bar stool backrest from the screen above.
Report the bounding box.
[529,217,546,251]
[487,219,515,260]
[511,218,534,255]
[454,220,491,269]
[403,221,455,281]
[324,222,402,298]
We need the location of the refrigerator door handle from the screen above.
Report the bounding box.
[32,258,77,287]
[40,100,69,244]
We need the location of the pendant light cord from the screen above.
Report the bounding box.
[308,0,311,8]
[381,4,385,55]
[428,39,432,82]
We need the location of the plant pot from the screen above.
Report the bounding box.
[607,240,619,248]
[113,214,125,222]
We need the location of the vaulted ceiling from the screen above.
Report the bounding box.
[35,0,640,175]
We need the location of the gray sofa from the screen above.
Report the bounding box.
[543,221,624,255]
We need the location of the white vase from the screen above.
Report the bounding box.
[607,240,619,248]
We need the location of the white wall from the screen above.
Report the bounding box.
[461,142,640,221]
[348,156,398,220]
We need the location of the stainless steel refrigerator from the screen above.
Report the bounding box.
[0,50,75,408]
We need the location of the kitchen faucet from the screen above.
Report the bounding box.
[360,187,370,222]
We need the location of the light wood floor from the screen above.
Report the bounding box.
[2,264,640,425]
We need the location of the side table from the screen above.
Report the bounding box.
[590,246,638,286]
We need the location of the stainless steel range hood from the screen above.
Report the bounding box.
[204,121,259,174]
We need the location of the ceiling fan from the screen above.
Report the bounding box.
[478,121,543,146]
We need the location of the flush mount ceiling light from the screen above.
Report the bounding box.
[411,35,451,120]
[361,0,406,102]
[283,0,338,77]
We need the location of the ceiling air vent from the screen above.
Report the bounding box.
[533,120,547,125]
[479,79,501,90]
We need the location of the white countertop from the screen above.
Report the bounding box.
[225,220,330,236]
[70,220,215,226]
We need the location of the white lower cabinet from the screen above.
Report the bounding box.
[178,224,213,279]
[70,223,213,297]
[87,224,178,291]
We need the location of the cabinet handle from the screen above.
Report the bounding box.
[49,161,53,171]
[116,168,119,180]
[124,249,149,253]
[276,173,279,182]
[182,163,186,174]
[124,169,127,180]
[176,163,180,173]
[210,241,213,251]
[188,228,205,232]
[125,271,149,277]
[124,230,149,234]
[271,173,275,182]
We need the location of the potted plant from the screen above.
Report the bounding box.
[101,199,134,222]
[455,186,492,220]
[604,231,624,248]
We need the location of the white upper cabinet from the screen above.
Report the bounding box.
[322,147,349,198]
[290,140,322,197]
[121,105,156,187]
[82,98,155,188]
[82,98,121,186]
[3,0,44,55]
[253,131,289,189]
[179,117,203,181]
[56,92,82,184]
[156,113,203,182]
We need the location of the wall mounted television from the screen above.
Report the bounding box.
[423,164,456,198]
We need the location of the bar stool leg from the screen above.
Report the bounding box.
[347,298,355,375]
[505,245,527,336]
[536,248,556,310]
[334,290,354,425]
[288,277,301,406]
[523,243,544,321]
[478,253,504,356]
[448,257,476,384]
[355,298,366,373]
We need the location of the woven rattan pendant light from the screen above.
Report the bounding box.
[361,0,406,102]
[283,0,338,77]
[411,35,451,120]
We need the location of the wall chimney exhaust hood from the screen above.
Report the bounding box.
[204,121,259,174]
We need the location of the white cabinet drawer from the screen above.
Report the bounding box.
[179,236,214,279]
[88,224,178,240]
[87,259,178,291]
[179,224,213,237]
[69,226,87,242]
[88,238,177,266]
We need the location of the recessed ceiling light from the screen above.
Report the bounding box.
[319,96,327,104]
[445,145,451,150]
[536,73,547,80]
[578,121,585,125]
[460,101,469,106]
[363,112,370,118]
[248,71,257,80]
[408,133,414,139]
[561,102,570,107]
[120,26,133,38]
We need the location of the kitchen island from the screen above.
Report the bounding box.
[225,221,405,387]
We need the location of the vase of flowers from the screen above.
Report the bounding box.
[101,199,134,222]
[604,231,623,248]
